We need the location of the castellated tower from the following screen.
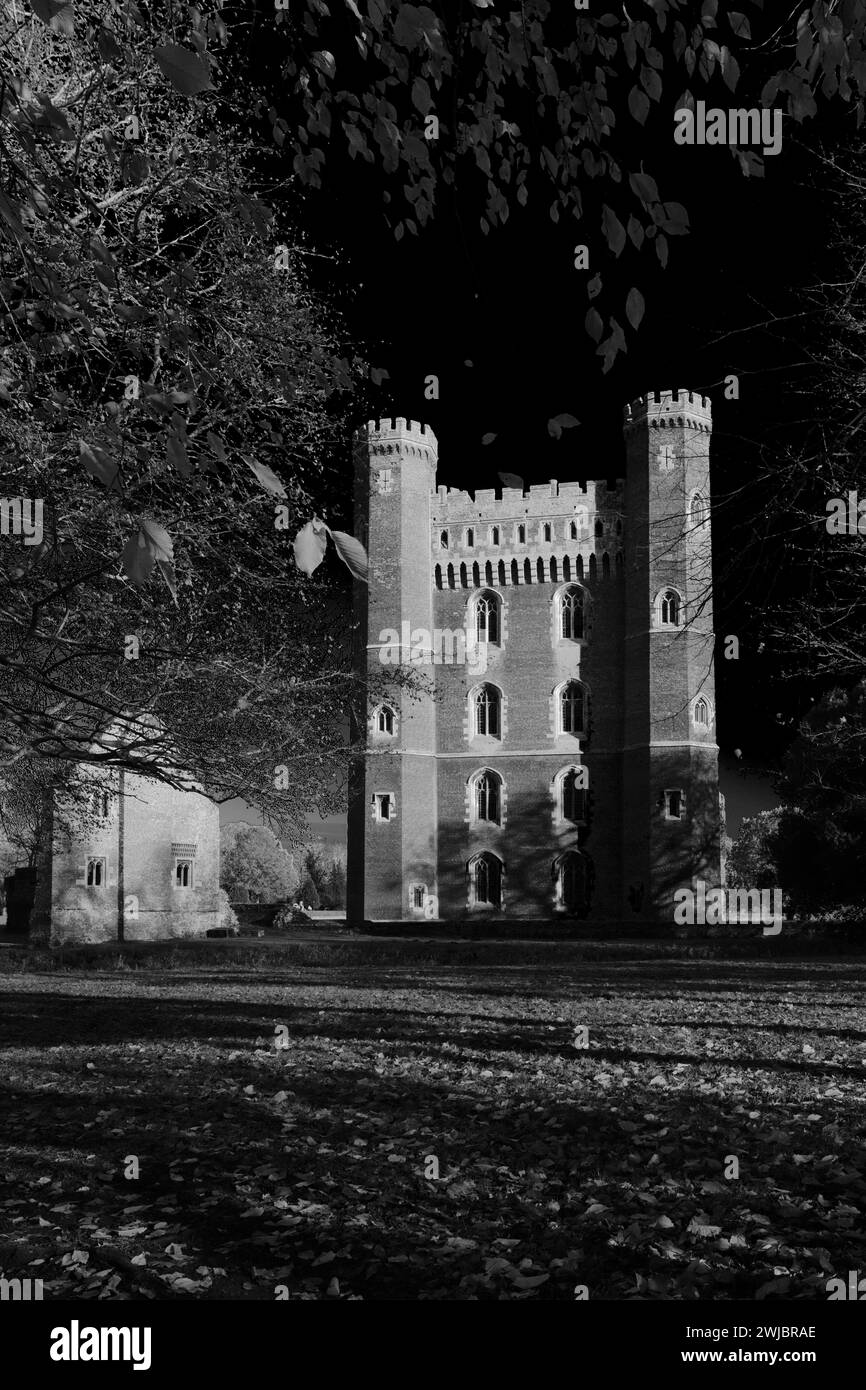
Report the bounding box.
[346,419,439,922]
[346,393,722,927]
[622,390,721,918]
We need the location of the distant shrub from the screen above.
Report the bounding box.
[273,904,314,930]
[218,889,240,933]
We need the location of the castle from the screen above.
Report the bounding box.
[346,390,723,924]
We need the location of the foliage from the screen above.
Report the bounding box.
[296,875,320,911]
[220,823,296,904]
[273,903,314,929]
[218,887,239,933]
[775,683,866,911]
[255,0,866,371]
[726,809,782,891]
[0,0,369,829]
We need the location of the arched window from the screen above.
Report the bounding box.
[594,519,603,537]
[434,564,443,590]
[693,696,710,728]
[466,527,474,547]
[563,556,571,580]
[471,852,502,908]
[376,705,395,735]
[459,562,468,589]
[440,530,449,548]
[557,766,587,822]
[555,851,587,916]
[543,523,552,542]
[511,558,519,585]
[474,591,500,644]
[517,524,526,545]
[689,492,710,530]
[550,557,558,583]
[498,559,506,586]
[560,681,585,735]
[570,520,578,540]
[472,561,481,588]
[657,588,681,626]
[560,586,585,640]
[447,564,455,590]
[537,557,544,583]
[524,558,532,584]
[472,769,501,824]
[491,525,500,546]
[473,684,501,738]
[602,552,610,577]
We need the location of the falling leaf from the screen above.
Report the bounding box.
[329,529,368,582]
[293,520,327,576]
[547,413,580,439]
[498,472,524,488]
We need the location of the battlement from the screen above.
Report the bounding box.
[433,477,624,522]
[624,389,712,433]
[356,418,438,464]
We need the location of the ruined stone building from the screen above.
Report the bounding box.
[347,390,723,923]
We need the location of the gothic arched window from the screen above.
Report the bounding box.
[693,696,710,728]
[560,586,584,640]
[556,851,587,916]
[471,852,502,908]
[560,681,585,736]
[557,766,587,822]
[475,592,500,644]
[689,492,710,530]
[657,588,682,627]
[472,769,501,824]
[376,705,395,735]
[474,684,501,738]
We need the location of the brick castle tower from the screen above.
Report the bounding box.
[346,391,722,924]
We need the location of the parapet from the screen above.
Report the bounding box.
[433,477,624,521]
[355,417,438,464]
[623,389,712,433]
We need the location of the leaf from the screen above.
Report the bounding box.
[585,308,604,343]
[628,87,650,124]
[79,440,121,493]
[547,413,580,439]
[661,201,690,235]
[601,204,626,257]
[293,521,327,576]
[586,273,602,301]
[311,51,336,79]
[625,287,645,330]
[629,170,659,204]
[153,45,213,97]
[28,0,74,35]
[498,472,524,488]
[481,433,498,446]
[728,11,750,39]
[370,366,390,386]
[121,517,173,589]
[510,1272,549,1289]
[328,528,368,582]
[244,455,286,498]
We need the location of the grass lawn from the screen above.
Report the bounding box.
[0,955,864,1301]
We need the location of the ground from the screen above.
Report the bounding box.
[0,949,864,1300]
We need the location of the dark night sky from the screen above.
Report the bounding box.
[234,14,853,842]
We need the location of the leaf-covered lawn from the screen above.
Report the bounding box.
[0,959,864,1300]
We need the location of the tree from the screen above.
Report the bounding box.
[220,822,296,903]
[296,875,320,911]
[727,810,782,891]
[251,1,866,372]
[324,858,346,909]
[774,683,866,912]
[0,0,374,836]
